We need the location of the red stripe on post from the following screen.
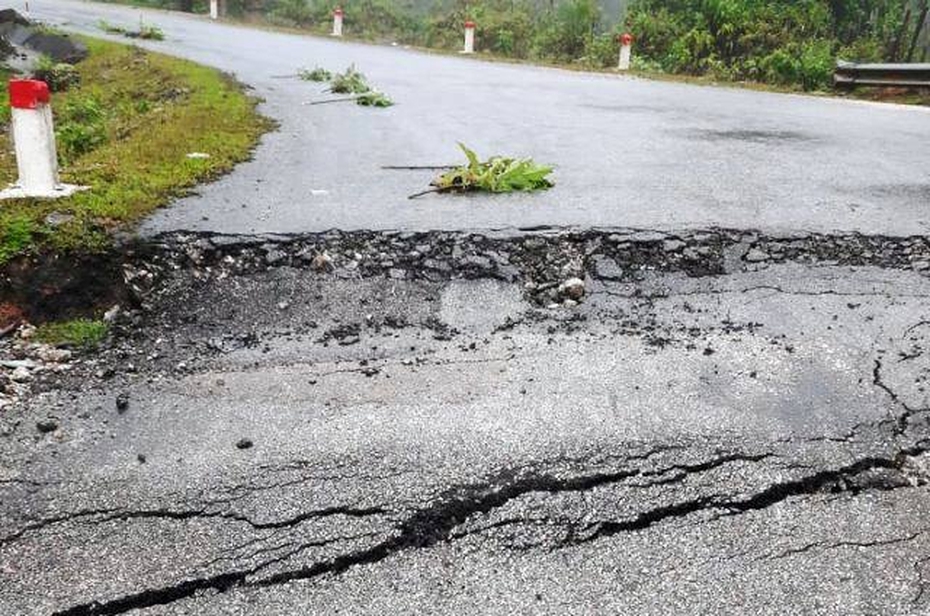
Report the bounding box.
[9,79,50,110]
[464,21,476,29]
[334,8,343,16]
[619,33,634,45]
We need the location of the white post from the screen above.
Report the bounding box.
[463,21,476,54]
[618,33,633,71]
[332,8,343,37]
[1,80,84,199]
[209,0,219,20]
[23,2,29,19]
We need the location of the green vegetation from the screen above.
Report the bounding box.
[32,55,81,92]
[106,0,930,93]
[355,91,393,107]
[329,65,370,94]
[298,66,332,81]
[0,37,271,265]
[34,318,108,348]
[98,19,166,40]
[413,143,553,198]
[625,0,927,90]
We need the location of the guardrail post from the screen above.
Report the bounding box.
[463,21,476,54]
[332,8,343,37]
[1,79,85,199]
[618,33,633,70]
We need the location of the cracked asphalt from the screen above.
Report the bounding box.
[4,228,930,614]
[4,1,930,614]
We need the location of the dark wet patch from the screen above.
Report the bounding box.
[684,129,813,144]
[580,103,674,114]
[865,184,930,200]
[0,250,132,323]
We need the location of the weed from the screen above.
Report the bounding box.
[413,143,553,198]
[138,24,165,40]
[55,96,107,162]
[355,91,393,107]
[298,67,332,82]
[33,55,81,92]
[330,66,370,94]
[98,19,164,41]
[34,319,108,349]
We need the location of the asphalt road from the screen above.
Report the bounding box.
[29,0,930,237]
[4,228,930,614]
[4,3,930,615]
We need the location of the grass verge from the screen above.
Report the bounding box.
[0,36,273,265]
[34,318,108,349]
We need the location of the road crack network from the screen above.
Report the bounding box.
[50,444,928,616]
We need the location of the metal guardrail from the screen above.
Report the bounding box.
[834,60,930,88]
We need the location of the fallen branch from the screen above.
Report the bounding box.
[0,320,22,340]
[408,187,454,200]
[412,143,554,198]
[384,165,457,170]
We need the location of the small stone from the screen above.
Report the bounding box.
[277,301,290,311]
[137,454,147,464]
[10,367,31,383]
[912,260,930,271]
[562,299,578,308]
[744,248,770,262]
[115,393,130,414]
[591,255,624,280]
[36,418,58,433]
[558,278,586,301]
[310,252,333,272]
[236,438,254,450]
[37,347,72,363]
[663,239,686,252]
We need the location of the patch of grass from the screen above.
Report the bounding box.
[414,143,553,198]
[298,66,331,82]
[0,36,272,264]
[330,66,369,94]
[34,318,108,349]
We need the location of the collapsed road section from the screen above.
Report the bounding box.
[2,227,930,614]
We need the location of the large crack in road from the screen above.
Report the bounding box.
[4,227,930,614]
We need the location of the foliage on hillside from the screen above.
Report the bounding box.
[103,0,929,91]
[626,0,925,90]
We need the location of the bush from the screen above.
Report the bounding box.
[798,40,834,91]
[33,55,81,92]
[55,96,107,162]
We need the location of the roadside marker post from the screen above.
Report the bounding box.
[209,0,219,20]
[463,21,476,54]
[1,79,86,199]
[618,33,634,71]
[332,8,344,37]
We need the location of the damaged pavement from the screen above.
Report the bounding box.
[3,227,930,614]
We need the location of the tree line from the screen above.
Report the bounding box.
[105,0,930,90]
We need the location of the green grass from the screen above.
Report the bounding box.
[34,318,109,348]
[0,36,272,264]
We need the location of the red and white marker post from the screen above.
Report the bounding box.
[1,80,85,199]
[618,33,634,70]
[462,21,476,54]
[332,8,344,37]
